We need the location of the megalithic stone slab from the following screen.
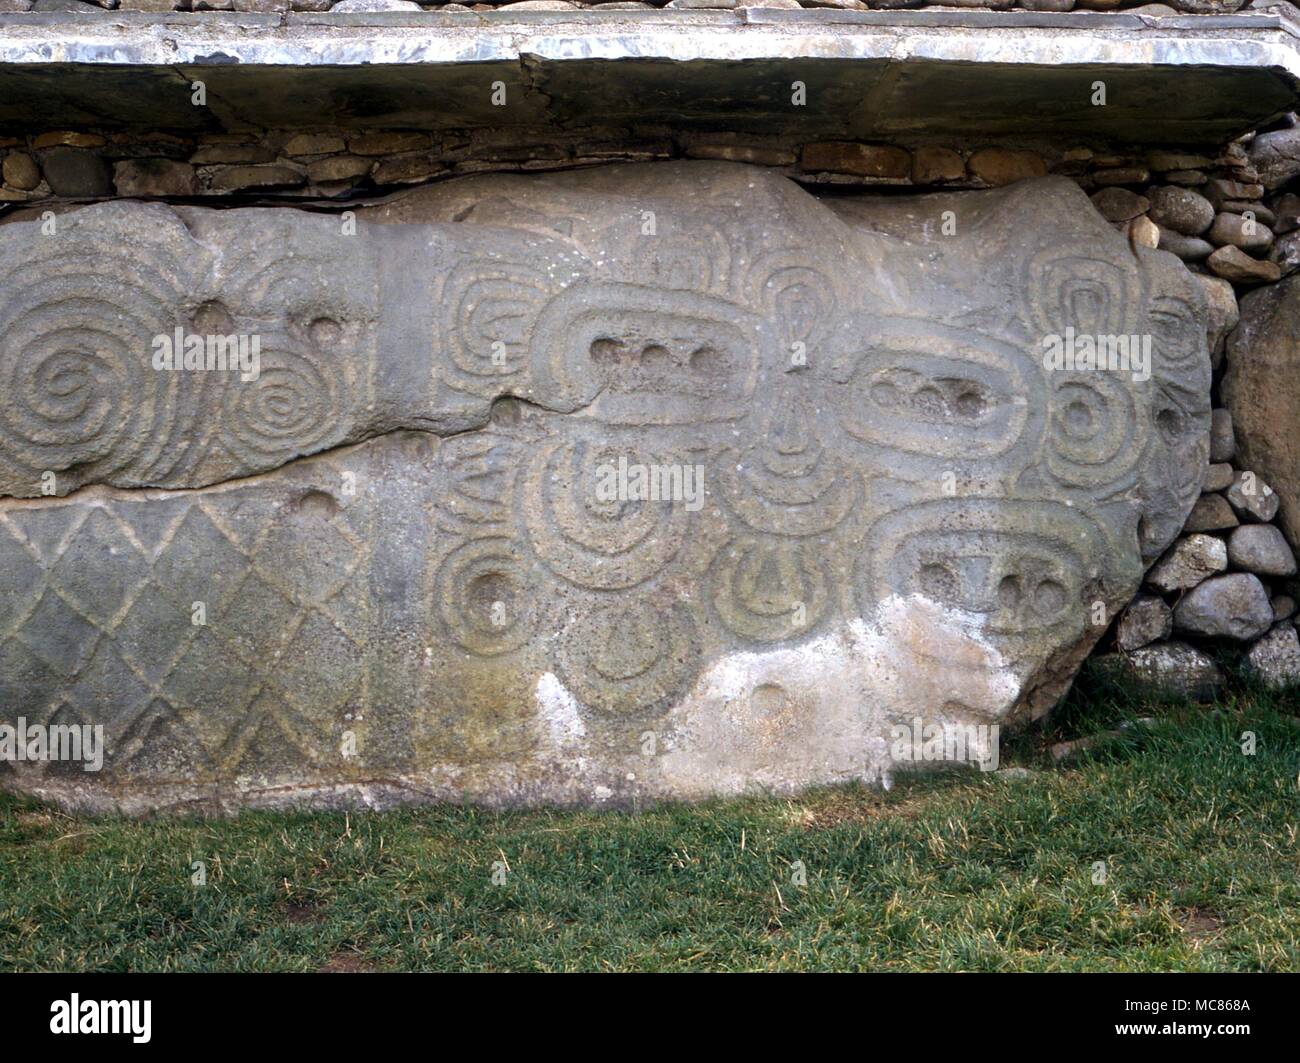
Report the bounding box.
[1224,275,1300,551]
[0,163,1210,812]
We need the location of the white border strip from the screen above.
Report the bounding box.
[0,12,1295,79]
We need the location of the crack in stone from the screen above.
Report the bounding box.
[0,391,604,504]
[167,63,261,134]
[518,50,559,128]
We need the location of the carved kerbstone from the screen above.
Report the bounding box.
[0,163,1210,811]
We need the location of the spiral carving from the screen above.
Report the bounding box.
[520,438,693,590]
[1045,373,1146,492]
[435,536,534,657]
[219,333,347,468]
[0,227,193,487]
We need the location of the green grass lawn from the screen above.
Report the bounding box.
[2,668,1298,972]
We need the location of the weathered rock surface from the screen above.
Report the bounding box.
[1227,523,1297,577]
[1116,595,1173,652]
[1244,624,1300,688]
[331,0,419,9]
[1147,533,1228,593]
[112,158,197,198]
[1095,641,1223,702]
[1226,470,1281,523]
[801,141,911,179]
[1269,231,1300,276]
[1274,193,1300,235]
[1173,573,1275,641]
[1204,463,1235,492]
[1224,276,1300,549]
[1207,212,1274,254]
[1127,216,1159,250]
[40,147,111,197]
[1210,408,1235,463]
[2,152,40,192]
[1146,185,1214,236]
[1191,274,1237,368]
[1207,246,1281,285]
[1090,187,1148,224]
[1205,179,1265,211]
[0,165,1211,811]
[966,149,1047,187]
[1183,493,1238,533]
[1248,118,1300,191]
[1157,230,1214,265]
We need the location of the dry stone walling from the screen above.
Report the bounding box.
[0,162,1210,811]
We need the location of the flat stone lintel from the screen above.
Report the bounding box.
[0,10,1296,144]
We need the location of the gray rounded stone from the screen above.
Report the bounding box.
[1146,184,1215,235]
[1269,231,1300,276]
[1207,212,1274,253]
[1248,119,1300,191]
[40,147,112,197]
[1224,202,1276,228]
[1096,641,1223,702]
[1157,228,1214,262]
[1228,523,1297,577]
[1274,192,1300,234]
[1203,463,1235,492]
[1244,624,1300,688]
[1226,470,1281,523]
[1173,573,1275,641]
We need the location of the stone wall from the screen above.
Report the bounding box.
[0,127,1280,204]
[1089,122,1300,696]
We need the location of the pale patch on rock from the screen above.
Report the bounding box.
[652,595,1020,797]
[534,671,587,748]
